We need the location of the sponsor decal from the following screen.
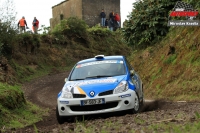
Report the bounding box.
[120,94,131,98]
[168,1,199,26]
[76,64,82,68]
[64,85,86,94]
[65,78,117,88]
[59,101,69,104]
[63,78,117,96]
[63,78,117,94]
[76,60,124,68]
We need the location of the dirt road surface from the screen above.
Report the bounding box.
[10,72,200,133]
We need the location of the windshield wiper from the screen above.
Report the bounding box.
[85,75,110,79]
[71,75,110,80]
[70,78,85,81]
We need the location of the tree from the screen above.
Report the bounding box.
[0,0,17,58]
[122,0,179,48]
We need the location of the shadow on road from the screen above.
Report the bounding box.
[64,99,168,123]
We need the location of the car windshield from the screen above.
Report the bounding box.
[70,60,126,81]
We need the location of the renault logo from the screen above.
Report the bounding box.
[89,91,95,97]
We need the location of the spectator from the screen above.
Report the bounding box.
[100,9,106,26]
[109,10,115,22]
[115,12,121,28]
[108,19,114,31]
[32,17,39,34]
[18,16,27,33]
[105,19,109,27]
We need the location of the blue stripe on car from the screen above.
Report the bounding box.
[58,91,62,98]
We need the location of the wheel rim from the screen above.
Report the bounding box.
[134,95,139,111]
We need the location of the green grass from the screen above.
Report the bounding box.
[146,120,200,133]
[163,54,177,64]
[0,101,48,131]
[195,112,200,119]
[0,62,72,131]
[0,82,48,132]
[50,115,200,133]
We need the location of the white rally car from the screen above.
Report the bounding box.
[56,55,144,124]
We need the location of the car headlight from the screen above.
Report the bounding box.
[113,81,128,94]
[61,91,73,98]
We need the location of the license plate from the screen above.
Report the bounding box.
[80,98,105,106]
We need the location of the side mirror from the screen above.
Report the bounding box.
[64,78,68,82]
[130,70,135,76]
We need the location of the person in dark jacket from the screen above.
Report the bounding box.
[105,19,108,27]
[100,9,106,26]
[108,19,114,31]
[109,11,115,22]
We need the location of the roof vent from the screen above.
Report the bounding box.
[95,55,104,59]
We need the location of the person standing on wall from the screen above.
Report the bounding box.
[32,17,39,34]
[115,12,121,28]
[109,10,115,22]
[108,18,114,31]
[18,16,28,33]
[100,9,106,27]
[105,19,108,27]
[109,11,115,31]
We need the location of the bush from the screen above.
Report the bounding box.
[0,22,17,58]
[0,83,26,109]
[52,17,89,37]
[15,33,41,54]
[87,24,112,36]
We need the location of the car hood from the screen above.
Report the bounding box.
[63,75,127,97]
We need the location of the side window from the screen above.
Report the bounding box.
[124,57,133,71]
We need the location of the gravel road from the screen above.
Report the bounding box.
[11,72,200,133]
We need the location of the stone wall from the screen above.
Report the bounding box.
[50,0,120,29]
[50,0,83,29]
[82,0,120,27]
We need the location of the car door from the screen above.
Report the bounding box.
[125,58,143,99]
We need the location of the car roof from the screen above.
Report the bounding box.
[77,55,125,64]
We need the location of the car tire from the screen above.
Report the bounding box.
[56,106,65,124]
[131,93,141,114]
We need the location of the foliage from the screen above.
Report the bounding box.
[52,17,89,37]
[122,0,178,48]
[163,54,177,64]
[0,0,17,58]
[0,98,47,130]
[0,0,17,27]
[129,26,200,101]
[0,21,17,58]
[0,83,26,109]
[184,0,200,9]
[195,112,200,119]
[15,33,41,54]
[38,25,51,34]
[87,24,112,36]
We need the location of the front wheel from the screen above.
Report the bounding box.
[131,93,141,114]
[56,106,65,124]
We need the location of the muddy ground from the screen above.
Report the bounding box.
[8,72,200,133]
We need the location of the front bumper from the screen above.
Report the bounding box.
[57,89,137,116]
